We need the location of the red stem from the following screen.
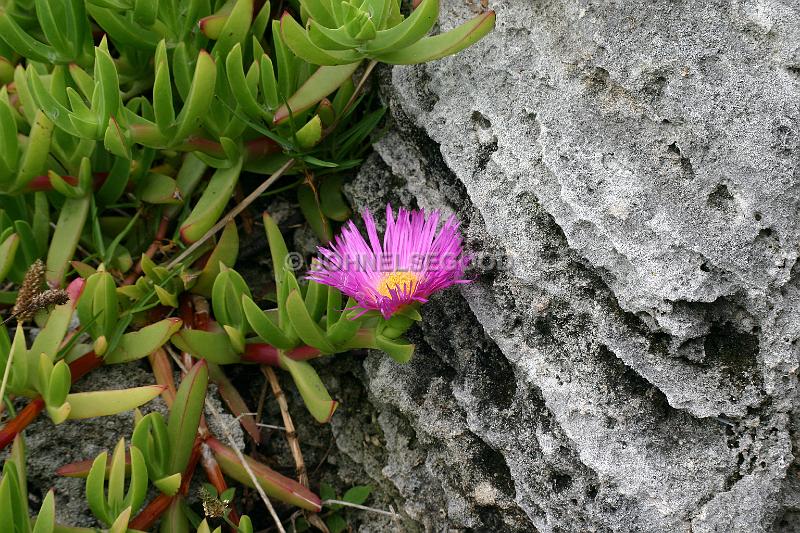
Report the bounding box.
[23,172,109,193]
[129,437,203,530]
[0,351,103,451]
[242,343,321,365]
[123,215,171,285]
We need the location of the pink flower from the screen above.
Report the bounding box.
[308,205,471,319]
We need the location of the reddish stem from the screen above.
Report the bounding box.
[0,351,103,451]
[129,437,203,530]
[123,215,171,285]
[0,398,44,451]
[242,343,321,365]
[176,135,281,160]
[23,172,109,193]
[191,295,210,331]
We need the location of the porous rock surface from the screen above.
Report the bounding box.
[331,0,800,531]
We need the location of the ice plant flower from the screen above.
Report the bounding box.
[309,205,471,319]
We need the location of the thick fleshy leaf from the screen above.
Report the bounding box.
[304,279,327,323]
[375,334,415,363]
[0,8,58,63]
[375,11,496,65]
[319,174,351,221]
[86,452,111,524]
[296,115,323,148]
[167,360,208,474]
[193,221,239,296]
[364,0,439,53]
[211,266,252,329]
[93,41,121,128]
[153,472,182,496]
[179,157,242,243]
[226,44,265,120]
[280,13,361,66]
[273,63,360,124]
[242,295,295,349]
[87,4,160,49]
[66,385,165,419]
[207,436,322,511]
[32,489,55,533]
[259,54,279,110]
[108,506,132,533]
[104,318,183,364]
[46,360,72,410]
[0,233,19,282]
[171,328,242,363]
[152,41,176,135]
[214,0,254,56]
[0,94,18,177]
[297,182,333,242]
[46,195,90,285]
[138,173,183,204]
[173,51,217,142]
[286,289,336,353]
[124,446,148,516]
[199,1,234,39]
[279,352,337,423]
[15,111,55,191]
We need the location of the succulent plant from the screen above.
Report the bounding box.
[280,0,496,66]
[0,0,491,529]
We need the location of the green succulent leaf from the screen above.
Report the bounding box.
[193,221,239,296]
[280,13,362,66]
[375,334,415,363]
[242,294,295,349]
[179,157,242,243]
[46,195,90,285]
[211,265,252,329]
[171,328,242,363]
[32,489,56,533]
[375,11,496,65]
[159,497,191,533]
[226,44,266,120]
[279,352,337,423]
[273,62,359,124]
[167,360,208,474]
[0,7,59,64]
[0,232,19,282]
[297,182,333,242]
[66,385,164,419]
[363,0,439,54]
[172,51,217,143]
[286,288,336,353]
[207,436,323,511]
[213,0,254,57]
[104,318,183,364]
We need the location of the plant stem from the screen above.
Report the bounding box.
[0,350,103,451]
[123,214,171,285]
[129,437,203,530]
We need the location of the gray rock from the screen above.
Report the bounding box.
[333,0,800,530]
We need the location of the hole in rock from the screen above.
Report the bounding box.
[707,183,735,211]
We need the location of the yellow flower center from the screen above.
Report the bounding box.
[377,271,419,298]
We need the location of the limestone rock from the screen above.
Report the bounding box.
[334,0,800,530]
